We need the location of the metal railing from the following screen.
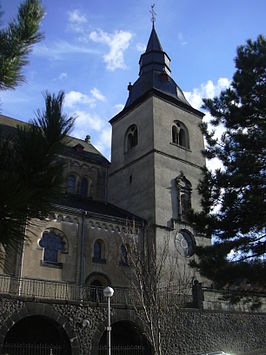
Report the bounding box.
[96,345,146,355]
[0,274,193,307]
[0,274,133,305]
[1,343,63,355]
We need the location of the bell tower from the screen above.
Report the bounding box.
[108,24,209,261]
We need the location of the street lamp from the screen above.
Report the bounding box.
[103,286,114,355]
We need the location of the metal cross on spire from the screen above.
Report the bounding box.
[150,4,157,27]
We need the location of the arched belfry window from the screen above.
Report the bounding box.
[125,125,138,152]
[175,172,192,222]
[172,121,189,149]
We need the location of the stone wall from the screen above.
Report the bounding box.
[0,295,265,355]
[162,307,266,354]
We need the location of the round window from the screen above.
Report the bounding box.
[175,230,195,257]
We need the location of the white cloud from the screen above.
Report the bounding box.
[206,157,224,171]
[90,88,106,102]
[64,91,95,108]
[178,32,188,46]
[64,89,106,109]
[69,111,111,158]
[33,41,98,60]
[184,77,231,110]
[68,9,87,34]
[94,127,112,159]
[113,103,124,113]
[136,42,146,52]
[58,72,68,80]
[71,110,105,137]
[68,10,87,25]
[89,29,132,71]
[185,78,231,172]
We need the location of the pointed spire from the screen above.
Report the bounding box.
[146,26,163,52]
[139,24,170,76]
[147,4,162,52]
[124,21,191,109]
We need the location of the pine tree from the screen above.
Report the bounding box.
[190,35,266,293]
[0,0,44,91]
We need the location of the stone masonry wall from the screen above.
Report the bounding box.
[0,295,266,355]
[161,307,266,354]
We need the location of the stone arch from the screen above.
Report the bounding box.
[0,303,80,355]
[85,273,111,303]
[85,272,111,287]
[91,310,152,354]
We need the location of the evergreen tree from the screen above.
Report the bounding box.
[0,91,75,250]
[191,35,266,293]
[0,0,44,91]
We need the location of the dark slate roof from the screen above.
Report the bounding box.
[146,24,163,52]
[0,114,109,166]
[63,145,109,166]
[57,195,145,223]
[110,89,204,125]
[124,26,191,110]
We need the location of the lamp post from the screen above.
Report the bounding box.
[103,286,114,355]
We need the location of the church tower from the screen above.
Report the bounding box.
[108,24,209,263]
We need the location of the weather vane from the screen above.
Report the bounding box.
[150,4,157,26]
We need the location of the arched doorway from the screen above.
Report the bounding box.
[85,272,110,302]
[99,320,152,354]
[2,315,71,355]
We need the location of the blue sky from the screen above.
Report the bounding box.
[1,0,265,159]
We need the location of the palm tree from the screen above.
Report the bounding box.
[0,91,75,253]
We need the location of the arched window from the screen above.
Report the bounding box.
[85,273,110,302]
[80,177,88,197]
[67,175,76,194]
[125,125,138,152]
[39,229,67,266]
[92,240,106,263]
[176,172,192,222]
[120,244,128,266]
[172,121,189,149]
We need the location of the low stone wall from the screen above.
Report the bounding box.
[0,295,265,354]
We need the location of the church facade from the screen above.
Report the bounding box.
[0,25,265,355]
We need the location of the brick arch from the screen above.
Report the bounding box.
[0,302,80,355]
